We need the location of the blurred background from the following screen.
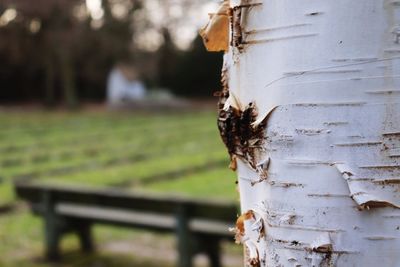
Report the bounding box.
[0,0,241,266]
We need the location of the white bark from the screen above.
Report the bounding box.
[221,1,400,266]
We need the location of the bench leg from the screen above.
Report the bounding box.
[42,191,62,261]
[177,228,194,267]
[197,235,222,267]
[77,222,94,253]
[206,240,222,267]
[178,248,193,267]
[44,218,61,261]
[176,206,193,267]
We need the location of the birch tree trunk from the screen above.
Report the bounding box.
[208,0,400,266]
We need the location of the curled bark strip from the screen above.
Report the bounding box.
[230,209,265,266]
[231,5,243,50]
[231,2,263,52]
[233,209,266,241]
[199,0,231,52]
[310,233,333,253]
[335,163,400,210]
[232,210,255,243]
[250,157,270,185]
[229,155,238,171]
[307,233,335,267]
[245,240,260,267]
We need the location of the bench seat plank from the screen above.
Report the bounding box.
[16,183,237,221]
[56,203,233,238]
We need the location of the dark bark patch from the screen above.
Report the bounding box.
[217,75,266,169]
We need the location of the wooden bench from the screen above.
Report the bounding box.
[14,182,238,267]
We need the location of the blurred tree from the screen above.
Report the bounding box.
[0,0,81,107]
[156,28,179,90]
[0,0,141,108]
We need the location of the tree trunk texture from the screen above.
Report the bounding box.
[44,52,55,107]
[218,1,400,266]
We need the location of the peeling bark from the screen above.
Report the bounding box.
[199,0,230,52]
[218,101,267,170]
[231,209,265,267]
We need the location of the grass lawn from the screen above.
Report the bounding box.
[0,109,241,267]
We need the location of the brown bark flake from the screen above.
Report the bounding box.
[199,0,230,52]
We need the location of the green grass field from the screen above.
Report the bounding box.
[0,109,240,267]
